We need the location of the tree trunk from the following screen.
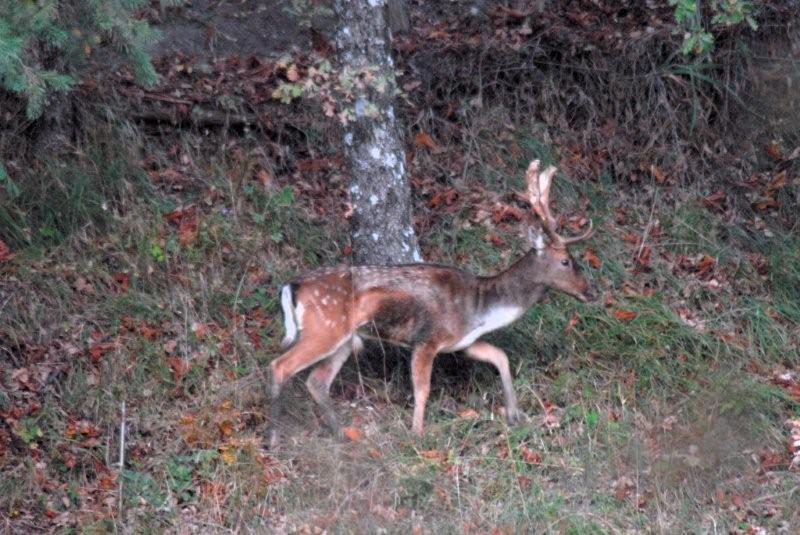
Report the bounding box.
[334,0,421,266]
[386,0,410,35]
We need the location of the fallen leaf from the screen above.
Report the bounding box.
[342,426,363,442]
[256,168,272,187]
[695,255,716,277]
[167,356,190,383]
[0,239,15,262]
[79,421,101,438]
[112,272,130,292]
[614,309,637,321]
[621,233,640,245]
[564,312,580,333]
[219,444,237,465]
[428,187,458,208]
[612,476,634,500]
[701,190,727,212]
[767,170,788,191]
[765,141,782,161]
[178,214,199,245]
[64,421,78,438]
[217,420,234,437]
[139,323,160,340]
[414,131,439,151]
[88,342,115,365]
[650,164,667,184]
[543,412,561,429]
[583,247,601,268]
[519,445,541,464]
[636,245,652,267]
[191,322,207,338]
[491,203,524,223]
[457,408,479,419]
[759,449,785,471]
[419,449,447,463]
[484,233,505,247]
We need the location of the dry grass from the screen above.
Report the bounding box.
[2,4,800,533]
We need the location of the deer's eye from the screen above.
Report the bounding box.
[561,259,570,267]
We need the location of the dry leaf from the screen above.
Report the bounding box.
[191,322,207,338]
[765,141,782,161]
[701,190,726,212]
[256,168,272,187]
[457,408,479,419]
[650,164,667,184]
[614,309,637,321]
[636,245,652,267]
[0,239,14,262]
[217,420,234,437]
[583,247,601,268]
[342,426,363,442]
[419,449,447,463]
[564,312,580,333]
[219,444,237,465]
[112,272,130,292]
[414,131,439,151]
[519,445,541,464]
[167,356,190,382]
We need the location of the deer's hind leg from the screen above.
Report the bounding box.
[268,333,351,448]
[305,336,362,437]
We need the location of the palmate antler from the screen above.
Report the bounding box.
[526,160,593,248]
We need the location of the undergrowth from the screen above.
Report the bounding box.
[1,116,798,534]
[1,3,799,530]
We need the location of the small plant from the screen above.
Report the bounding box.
[0,0,163,119]
[669,0,758,56]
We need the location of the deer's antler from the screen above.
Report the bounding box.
[526,160,593,248]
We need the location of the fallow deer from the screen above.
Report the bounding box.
[268,160,596,447]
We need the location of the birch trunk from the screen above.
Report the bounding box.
[334,0,421,266]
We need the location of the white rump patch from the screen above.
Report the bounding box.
[280,285,297,348]
[448,306,524,351]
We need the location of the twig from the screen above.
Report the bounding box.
[636,187,659,262]
[117,400,127,516]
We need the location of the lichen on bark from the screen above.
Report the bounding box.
[334,0,421,266]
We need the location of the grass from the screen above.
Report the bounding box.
[1,123,798,534]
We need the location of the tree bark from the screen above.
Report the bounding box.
[334,0,421,266]
[386,0,410,35]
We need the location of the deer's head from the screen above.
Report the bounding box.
[526,160,597,303]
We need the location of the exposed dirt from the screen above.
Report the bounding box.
[151,0,314,59]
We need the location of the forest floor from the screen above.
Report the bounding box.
[1,2,799,534]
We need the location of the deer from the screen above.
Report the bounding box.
[267,160,596,447]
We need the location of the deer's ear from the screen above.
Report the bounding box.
[528,226,546,255]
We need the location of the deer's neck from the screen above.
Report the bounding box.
[477,250,548,313]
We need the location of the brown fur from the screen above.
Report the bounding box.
[267,161,597,447]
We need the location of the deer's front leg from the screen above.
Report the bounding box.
[410,343,438,435]
[464,341,524,425]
